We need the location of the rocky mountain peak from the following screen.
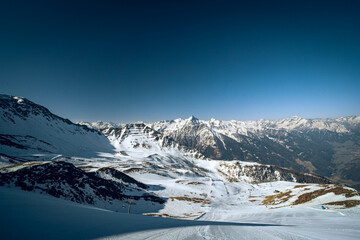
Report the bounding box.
[186,115,200,125]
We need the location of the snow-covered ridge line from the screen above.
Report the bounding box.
[1,94,98,133]
[148,115,360,136]
[0,94,115,158]
[99,122,206,160]
[82,115,360,134]
[77,112,360,191]
[2,94,360,190]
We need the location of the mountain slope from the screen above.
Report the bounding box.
[0,161,164,213]
[2,186,358,240]
[0,94,115,158]
[0,95,359,235]
[101,122,205,159]
[148,116,360,188]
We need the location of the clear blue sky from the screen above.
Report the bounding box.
[1,0,359,122]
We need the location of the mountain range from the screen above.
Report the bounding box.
[147,115,360,189]
[82,115,360,189]
[1,93,360,228]
[1,94,360,190]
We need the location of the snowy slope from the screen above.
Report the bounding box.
[59,153,357,221]
[1,182,360,240]
[146,115,360,188]
[1,94,360,239]
[0,161,164,213]
[0,94,115,158]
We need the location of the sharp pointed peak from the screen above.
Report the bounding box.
[186,115,200,124]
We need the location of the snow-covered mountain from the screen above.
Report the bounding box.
[148,115,360,137]
[1,94,359,189]
[1,94,360,238]
[77,120,125,130]
[0,161,164,213]
[218,161,331,184]
[145,115,360,189]
[101,123,205,159]
[0,94,115,158]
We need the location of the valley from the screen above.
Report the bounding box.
[1,94,360,239]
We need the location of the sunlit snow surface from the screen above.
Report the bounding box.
[2,146,360,240]
[2,130,359,239]
[1,149,360,239]
[1,186,359,240]
[1,95,360,239]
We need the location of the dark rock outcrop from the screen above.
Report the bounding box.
[219,162,331,184]
[0,161,165,206]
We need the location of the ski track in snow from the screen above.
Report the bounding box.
[116,197,360,240]
[1,149,359,240]
[1,95,360,239]
[2,184,359,240]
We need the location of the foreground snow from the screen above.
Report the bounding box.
[1,187,359,240]
[1,95,360,239]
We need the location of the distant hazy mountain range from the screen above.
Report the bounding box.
[1,94,359,189]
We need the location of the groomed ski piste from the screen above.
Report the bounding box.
[1,154,360,240]
[1,95,360,239]
[1,178,360,240]
[1,125,360,239]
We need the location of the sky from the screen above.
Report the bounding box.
[0,0,359,123]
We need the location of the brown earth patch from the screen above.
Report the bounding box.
[123,168,143,173]
[325,200,360,208]
[0,161,44,170]
[77,165,98,170]
[262,190,293,205]
[169,196,210,204]
[318,184,329,187]
[187,182,204,185]
[296,158,317,173]
[293,186,358,205]
[294,185,309,189]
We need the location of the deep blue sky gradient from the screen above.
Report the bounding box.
[1,0,359,122]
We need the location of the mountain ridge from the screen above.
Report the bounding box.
[0,94,114,158]
[1,94,359,189]
[79,114,360,189]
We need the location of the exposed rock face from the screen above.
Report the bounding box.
[218,162,331,184]
[101,122,205,159]
[1,94,359,189]
[94,167,149,189]
[0,161,164,208]
[149,116,360,189]
[102,123,177,148]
